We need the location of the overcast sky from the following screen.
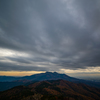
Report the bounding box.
[0,0,100,76]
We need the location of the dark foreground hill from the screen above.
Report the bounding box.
[0,80,100,100]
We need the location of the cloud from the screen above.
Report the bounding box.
[0,0,100,72]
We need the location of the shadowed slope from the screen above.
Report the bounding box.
[0,80,100,100]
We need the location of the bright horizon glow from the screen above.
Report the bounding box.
[0,67,100,78]
[0,71,45,76]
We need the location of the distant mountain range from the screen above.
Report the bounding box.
[0,80,100,100]
[0,72,100,91]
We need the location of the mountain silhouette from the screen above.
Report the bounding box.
[0,72,79,82]
[0,72,100,91]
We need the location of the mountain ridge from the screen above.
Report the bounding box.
[0,72,100,91]
[0,79,100,100]
[0,72,79,82]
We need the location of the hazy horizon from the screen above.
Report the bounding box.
[0,71,100,81]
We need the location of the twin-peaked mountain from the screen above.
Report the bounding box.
[0,72,77,82]
[0,72,100,91]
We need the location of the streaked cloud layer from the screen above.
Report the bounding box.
[0,0,100,75]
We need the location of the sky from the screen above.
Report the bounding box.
[0,0,100,77]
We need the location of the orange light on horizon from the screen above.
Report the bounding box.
[0,71,45,76]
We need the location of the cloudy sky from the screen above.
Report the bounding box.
[0,0,100,77]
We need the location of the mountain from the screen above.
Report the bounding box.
[0,80,100,100]
[0,80,29,91]
[21,72,80,81]
[0,72,100,91]
[0,76,19,82]
[0,72,78,82]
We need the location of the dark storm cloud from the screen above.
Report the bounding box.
[6,57,31,64]
[0,61,47,71]
[0,0,100,71]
